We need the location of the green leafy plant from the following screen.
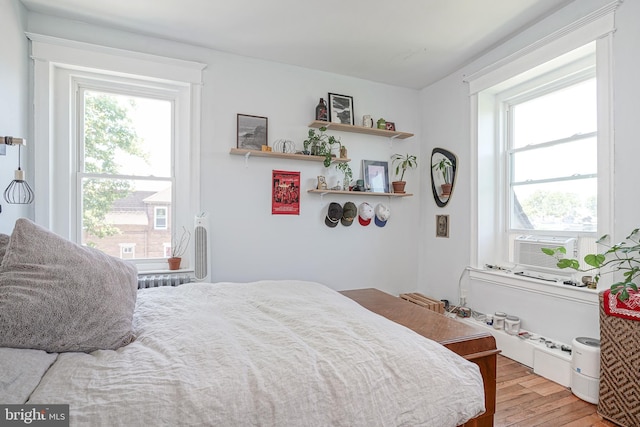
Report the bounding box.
[431,157,453,183]
[391,153,418,181]
[335,162,353,190]
[542,228,640,301]
[303,127,342,167]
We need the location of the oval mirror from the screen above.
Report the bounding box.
[430,148,457,207]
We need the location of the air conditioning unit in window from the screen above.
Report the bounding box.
[514,235,576,270]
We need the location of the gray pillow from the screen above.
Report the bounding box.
[0,218,138,352]
[0,233,9,264]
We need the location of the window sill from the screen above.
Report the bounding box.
[469,269,600,304]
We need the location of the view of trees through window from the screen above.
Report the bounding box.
[80,89,173,259]
[508,77,597,233]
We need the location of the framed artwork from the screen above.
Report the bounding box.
[385,122,396,131]
[436,214,450,238]
[328,93,354,125]
[272,170,300,215]
[362,160,390,193]
[237,114,268,150]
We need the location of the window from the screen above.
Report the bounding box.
[470,33,613,281]
[119,243,135,259]
[79,86,173,260]
[155,207,168,230]
[31,36,204,271]
[502,70,599,269]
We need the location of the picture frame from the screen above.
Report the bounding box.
[328,93,354,125]
[436,214,450,238]
[237,114,268,150]
[385,122,396,131]
[362,160,390,193]
[272,170,300,215]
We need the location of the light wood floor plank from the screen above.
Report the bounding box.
[494,355,617,427]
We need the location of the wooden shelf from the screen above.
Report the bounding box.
[307,189,412,197]
[308,120,414,140]
[230,148,350,163]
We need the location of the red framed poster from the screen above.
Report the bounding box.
[272,170,300,215]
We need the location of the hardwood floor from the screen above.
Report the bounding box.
[495,355,617,427]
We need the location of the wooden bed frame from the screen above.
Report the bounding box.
[341,288,499,427]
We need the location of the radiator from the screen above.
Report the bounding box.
[137,273,193,289]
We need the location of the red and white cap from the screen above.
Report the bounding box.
[358,202,374,226]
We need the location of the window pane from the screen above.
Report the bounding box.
[512,78,596,148]
[81,178,173,259]
[511,178,597,232]
[83,90,171,177]
[512,137,596,182]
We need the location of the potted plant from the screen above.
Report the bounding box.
[303,127,342,167]
[432,157,453,196]
[168,226,191,270]
[335,162,353,191]
[542,228,640,301]
[391,153,418,194]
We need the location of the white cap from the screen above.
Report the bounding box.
[358,202,374,226]
[375,203,390,227]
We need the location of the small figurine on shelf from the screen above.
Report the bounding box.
[315,98,328,121]
[377,118,386,129]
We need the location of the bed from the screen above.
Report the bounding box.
[0,219,491,426]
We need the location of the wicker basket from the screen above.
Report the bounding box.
[597,292,640,426]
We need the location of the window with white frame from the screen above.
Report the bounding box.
[469,23,614,281]
[30,36,203,271]
[79,83,173,259]
[154,206,168,230]
[502,66,599,269]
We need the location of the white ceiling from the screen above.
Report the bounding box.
[19,0,573,89]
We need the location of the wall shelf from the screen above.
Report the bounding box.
[308,120,414,140]
[230,148,350,163]
[307,189,412,197]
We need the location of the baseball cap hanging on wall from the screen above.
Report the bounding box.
[374,203,390,227]
[358,202,374,226]
[341,202,357,226]
[325,202,343,228]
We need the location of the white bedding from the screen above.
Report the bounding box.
[18,280,484,426]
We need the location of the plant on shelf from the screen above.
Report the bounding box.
[391,153,417,194]
[168,226,191,270]
[431,157,453,196]
[542,228,640,301]
[302,126,342,167]
[335,162,353,191]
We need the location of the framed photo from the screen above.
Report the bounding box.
[385,122,396,131]
[237,114,268,150]
[328,93,354,125]
[272,170,300,215]
[436,214,450,238]
[362,160,390,193]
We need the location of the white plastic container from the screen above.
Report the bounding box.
[494,312,507,330]
[505,315,521,335]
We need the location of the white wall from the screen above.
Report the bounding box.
[0,0,30,234]
[25,13,423,294]
[419,0,640,344]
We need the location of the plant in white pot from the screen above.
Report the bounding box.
[168,226,191,270]
[391,153,418,194]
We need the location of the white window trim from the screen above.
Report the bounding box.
[467,4,617,295]
[29,34,205,271]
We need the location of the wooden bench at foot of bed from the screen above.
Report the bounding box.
[341,288,499,427]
